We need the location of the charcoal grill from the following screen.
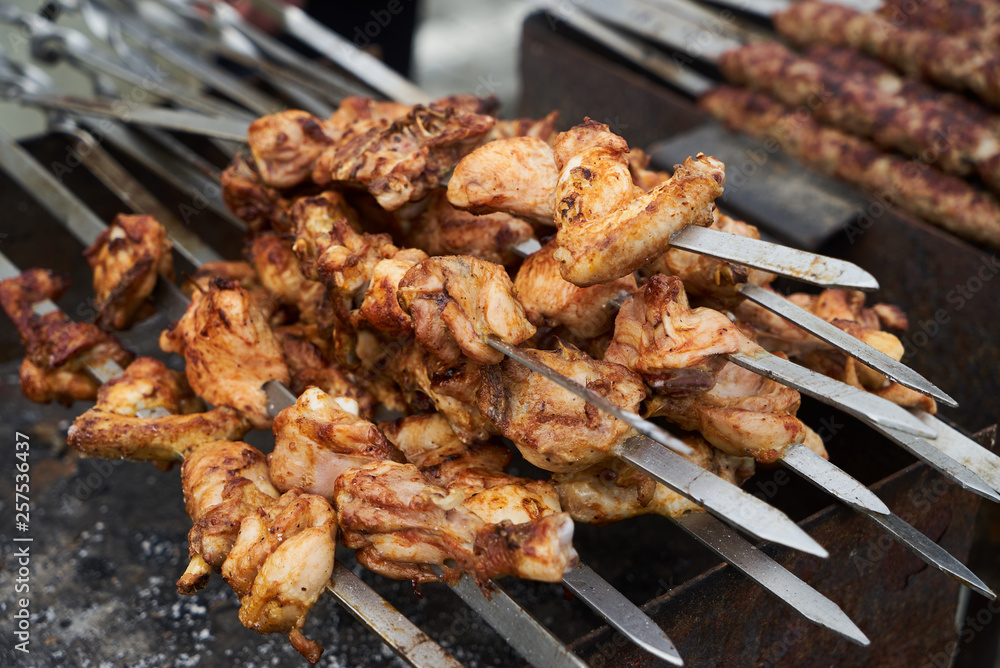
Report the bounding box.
[0,10,997,667]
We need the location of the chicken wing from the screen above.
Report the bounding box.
[405,189,534,266]
[159,277,290,429]
[178,440,280,593]
[83,213,174,330]
[222,489,337,665]
[248,109,335,189]
[269,386,405,497]
[552,120,725,286]
[604,274,757,393]
[0,268,134,405]
[397,255,536,366]
[67,357,250,462]
[514,239,637,338]
[478,341,647,472]
[287,191,362,281]
[446,136,559,226]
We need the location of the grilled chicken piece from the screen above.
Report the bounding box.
[287,191,362,281]
[222,489,338,664]
[382,413,564,521]
[221,153,291,235]
[553,120,725,286]
[327,96,412,136]
[554,432,754,524]
[398,255,536,366]
[336,459,576,584]
[446,136,560,226]
[178,440,334,663]
[514,239,637,339]
[275,324,377,418]
[648,360,827,463]
[160,277,290,429]
[248,110,334,189]
[605,275,757,393]
[627,148,672,191]
[391,341,494,443]
[246,233,328,326]
[178,440,280,593]
[83,213,174,330]
[0,268,134,405]
[486,110,560,144]
[185,260,283,325]
[67,357,250,462]
[358,250,428,337]
[405,189,534,266]
[314,103,495,210]
[269,387,405,497]
[737,289,935,412]
[478,341,647,473]
[644,212,775,310]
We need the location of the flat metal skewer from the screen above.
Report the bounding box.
[672,512,869,645]
[912,411,1000,494]
[490,339,829,557]
[243,0,431,105]
[739,284,956,406]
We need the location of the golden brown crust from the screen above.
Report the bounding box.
[398,255,536,366]
[83,214,174,330]
[552,120,725,286]
[1,268,134,405]
[314,104,495,210]
[477,341,646,472]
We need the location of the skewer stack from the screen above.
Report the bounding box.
[1,0,998,665]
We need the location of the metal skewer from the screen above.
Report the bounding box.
[672,511,869,644]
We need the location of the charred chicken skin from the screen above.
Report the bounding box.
[83,213,174,330]
[313,103,496,211]
[67,357,250,462]
[552,120,725,286]
[0,268,134,405]
[604,274,758,393]
[159,277,291,430]
[220,153,292,235]
[397,255,537,366]
[478,341,647,473]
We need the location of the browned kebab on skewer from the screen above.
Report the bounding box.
[717,40,1000,195]
[698,84,1000,249]
[14,78,1000,662]
[772,0,1000,109]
